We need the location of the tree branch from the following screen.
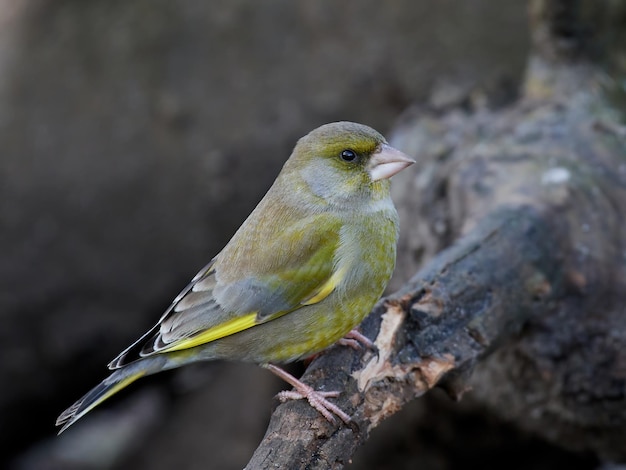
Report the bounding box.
[246,205,568,469]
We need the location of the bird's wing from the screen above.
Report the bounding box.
[109,213,345,369]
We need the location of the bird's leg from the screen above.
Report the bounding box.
[263,363,351,424]
[337,328,376,351]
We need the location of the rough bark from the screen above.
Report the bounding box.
[246,0,626,467]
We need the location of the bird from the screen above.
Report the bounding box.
[56,121,414,433]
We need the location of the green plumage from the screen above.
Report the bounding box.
[56,121,414,432]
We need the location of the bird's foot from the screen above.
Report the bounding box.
[264,363,351,424]
[337,328,376,351]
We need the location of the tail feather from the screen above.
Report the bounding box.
[56,358,163,434]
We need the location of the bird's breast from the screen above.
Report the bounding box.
[333,204,399,297]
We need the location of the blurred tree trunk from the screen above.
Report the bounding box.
[246,0,626,468]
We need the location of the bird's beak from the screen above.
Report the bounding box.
[368,144,415,181]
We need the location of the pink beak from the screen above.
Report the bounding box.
[368,144,415,181]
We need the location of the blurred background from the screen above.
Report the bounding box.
[2,1,602,469]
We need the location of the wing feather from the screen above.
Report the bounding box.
[109,212,346,368]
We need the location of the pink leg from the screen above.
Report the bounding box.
[263,363,351,424]
[337,328,376,350]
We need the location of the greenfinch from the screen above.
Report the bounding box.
[57,121,414,433]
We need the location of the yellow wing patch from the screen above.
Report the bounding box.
[161,312,259,352]
[302,265,347,306]
[158,265,346,354]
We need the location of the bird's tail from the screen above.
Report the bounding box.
[56,355,168,434]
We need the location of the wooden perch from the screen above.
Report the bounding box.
[246,1,626,468]
[247,205,568,469]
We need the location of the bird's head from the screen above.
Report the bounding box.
[283,121,414,206]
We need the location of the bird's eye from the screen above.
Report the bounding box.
[340,149,357,162]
